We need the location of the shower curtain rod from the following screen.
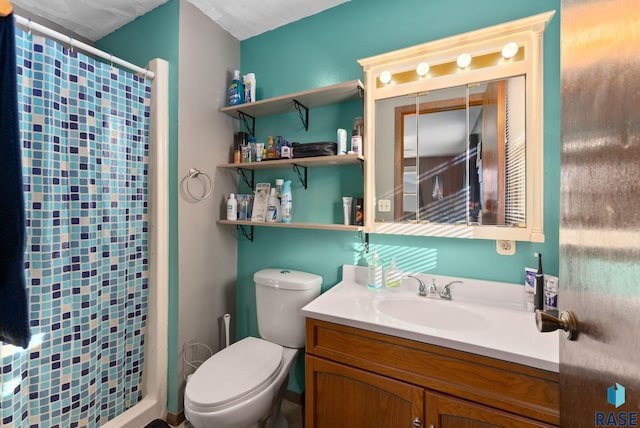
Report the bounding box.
[14,14,154,79]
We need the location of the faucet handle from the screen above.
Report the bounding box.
[439,280,462,300]
[407,275,427,297]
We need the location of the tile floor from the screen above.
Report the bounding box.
[171,399,303,428]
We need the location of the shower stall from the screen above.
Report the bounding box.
[0,19,168,428]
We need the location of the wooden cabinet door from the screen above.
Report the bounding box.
[306,355,425,428]
[427,392,555,428]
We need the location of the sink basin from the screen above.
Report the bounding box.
[374,297,491,332]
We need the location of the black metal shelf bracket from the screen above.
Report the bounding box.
[292,163,308,189]
[358,157,364,175]
[236,167,254,190]
[357,85,364,100]
[237,111,255,136]
[237,224,254,241]
[293,99,309,131]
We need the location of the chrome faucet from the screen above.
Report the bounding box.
[407,275,427,297]
[408,276,445,299]
[407,276,463,300]
[439,281,463,300]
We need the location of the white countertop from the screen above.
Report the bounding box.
[302,265,559,372]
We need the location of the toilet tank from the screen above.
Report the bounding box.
[254,269,322,348]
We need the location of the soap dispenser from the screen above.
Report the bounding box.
[367,250,383,289]
[385,257,402,288]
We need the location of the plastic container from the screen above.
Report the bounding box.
[385,258,402,288]
[266,188,280,223]
[544,274,558,313]
[337,128,347,155]
[368,250,383,289]
[351,116,364,155]
[267,136,277,159]
[524,267,536,312]
[227,70,244,106]
[226,193,237,220]
[243,73,256,103]
[255,143,264,161]
[280,180,292,223]
[275,179,284,201]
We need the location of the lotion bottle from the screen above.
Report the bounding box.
[226,193,237,220]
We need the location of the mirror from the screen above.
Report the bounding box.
[375,76,526,227]
[359,11,554,242]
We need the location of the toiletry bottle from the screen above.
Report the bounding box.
[227,70,244,106]
[524,267,536,312]
[351,116,364,155]
[226,193,237,220]
[266,188,280,223]
[534,252,544,311]
[243,73,256,103]
[280,180,292,223]
[267,136,277,159]
[385,257,402,288]
[275,179,284,202]
[367,250,383,289]
[544,274,559,315]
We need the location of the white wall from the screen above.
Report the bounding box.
[177,0,239,412]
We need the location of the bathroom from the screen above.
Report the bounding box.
[2,0,638,426]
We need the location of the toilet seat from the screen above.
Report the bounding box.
[185,337,284,412]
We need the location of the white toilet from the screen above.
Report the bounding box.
[184,269,322,428]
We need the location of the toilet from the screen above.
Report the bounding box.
[184,269,322,428]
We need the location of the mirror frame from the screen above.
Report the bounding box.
[358,11,555,242]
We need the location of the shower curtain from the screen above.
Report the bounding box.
[0,27,152,427]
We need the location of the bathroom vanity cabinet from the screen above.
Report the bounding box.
[217,80,365,236]
[305,319,559,428]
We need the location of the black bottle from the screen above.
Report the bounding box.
[534,253,544,311]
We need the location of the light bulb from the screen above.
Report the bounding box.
[416,62,430,76]
[379,71,392,84]
[502,42,519,59]
[457,53,472,69]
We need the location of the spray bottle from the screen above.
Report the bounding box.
[280,180,292,223]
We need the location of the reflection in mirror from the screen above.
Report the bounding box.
[375,75,526,227]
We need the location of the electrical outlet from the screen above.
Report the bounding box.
[378,199,391,212]
[496,240,516,256]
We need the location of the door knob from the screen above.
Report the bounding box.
[535,309,578,340]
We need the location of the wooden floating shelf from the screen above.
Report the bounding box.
[217,220,363,232]
[217,154,363,171]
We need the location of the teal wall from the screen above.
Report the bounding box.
[239,0,561,393]
[96,0,182,413]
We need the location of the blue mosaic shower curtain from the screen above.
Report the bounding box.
[0,28,151,427]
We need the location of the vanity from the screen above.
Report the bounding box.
[302,265,559,428]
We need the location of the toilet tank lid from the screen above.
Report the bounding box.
[254,269,322,291]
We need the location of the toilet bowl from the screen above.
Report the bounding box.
[184,337,297,428]
[184,269,322,428]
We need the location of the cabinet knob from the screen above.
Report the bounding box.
[412,417,421,427]
[535,309,578,340]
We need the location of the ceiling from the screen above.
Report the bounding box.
[11,0,349,42]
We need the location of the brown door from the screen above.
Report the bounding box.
[560,0,640,426]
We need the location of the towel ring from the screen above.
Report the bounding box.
[186,168,212,201]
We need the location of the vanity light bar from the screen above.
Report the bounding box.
[376,43,524,88]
